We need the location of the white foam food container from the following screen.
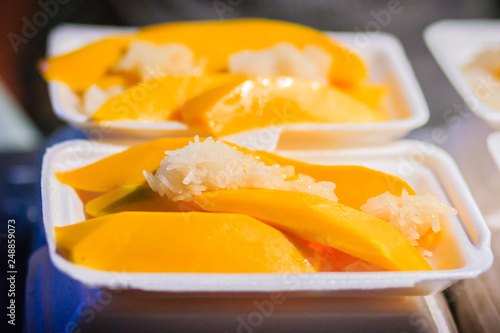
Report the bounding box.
[46,24,429,150]
[41,139,491,296]
[425,20,500,129]
[487,132,500,172]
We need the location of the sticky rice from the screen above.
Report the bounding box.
[229,42,332,84]
[114,41,205,81]
[144,136,337,202]
[360,189,457,245]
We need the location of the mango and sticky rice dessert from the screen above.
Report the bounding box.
[54,137,457,273]
[463,47,500,110]
[40,19,388,136]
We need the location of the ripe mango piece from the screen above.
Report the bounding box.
[306,241,384,272]
[93,75,242,121]
[193,189,432,271]
[55,137,278,193]
[40,36,132,91]
[181,76,387,136]
[95,73,139,89]
[41,19,366,91]
[55,212,319,273]
[57,136,413,211]
[252,151,415,210]
[85,185,196,217]
[57,135,412,208]
[137,18,367,84]
[337,81,387,109]
[56,137,200,192]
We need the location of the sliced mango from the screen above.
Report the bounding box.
[56,137,282,192]
[93,75,242,122]
[337,81,387,109]
[252,151,415,210]
[83,145,414,217]
[56,137,200,192]
[41,19,366,91]
[57,136,413,210]
[193,189,432,271]
[85,185,196,217]
[55,211,319,273]
[56,137,279,193]
[137,18,367,84]
[40,36,132,91]
[181,76,387,136]
[306,241,384,272]
[95,73,139,89]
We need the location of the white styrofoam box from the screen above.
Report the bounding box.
[424,20,500,129]
[45,24,429,149]
[41,139,491,296]
[487,132,500,172]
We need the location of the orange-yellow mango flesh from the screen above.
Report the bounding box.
[137,18,367,84]
[85,185,197,217]
[40,19,366,91]
[251,151,445,247]
[181,76,387,136]
[95,73,139,89]
[40,36,132,91]
[248,151,446,247]
[55,212,319,273]
[92,75,243,122]
[306,241,384,272]
[193,189,432,272]
[253,151,416,210]
[56,137,202,192]
[57,135,412,209]
[55,137,279,193]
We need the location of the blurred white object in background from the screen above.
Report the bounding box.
[0,79,41,152]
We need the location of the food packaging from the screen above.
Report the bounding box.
[425,20,500,129]
[46,24,429,149]
[488,132,500,172]
[41,139,492,296]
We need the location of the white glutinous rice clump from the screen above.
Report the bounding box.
[114,41,204,81]
[144,136,337,202]
[81,85,123,116]
[229,42,332,85]
[360,189,457,246]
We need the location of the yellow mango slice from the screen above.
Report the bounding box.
[252,151,415,210]
[306,241,384,272]
[41,19,366,91]
[56,137,282,193]
[95,73,139,89]
[92,75,241,121]
[193,189,432,271]
[40,36,132,91]
[137,18,367,84]
[56,137,199,192]
[337,82,387,109]
[58,136,413,212]
[57,135,412,208]
[181,76,387,136]
[85,185,196,217]
[55,212,319,273]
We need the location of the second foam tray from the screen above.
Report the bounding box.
[46,24,429,150]
[41,139,491,296]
